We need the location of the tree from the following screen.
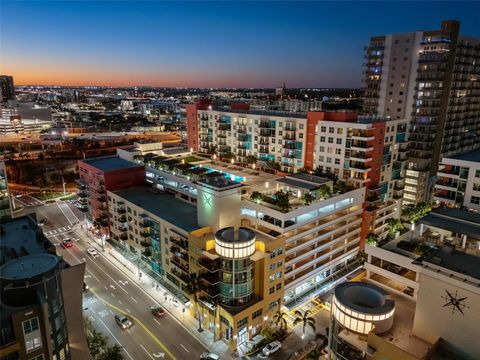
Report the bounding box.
[245,155,257,164]
[97,344,125,360]
[274,190,291,213]
[366,233,378,246]
[250,191,263,203]
[318,185,332,199]
[303,192,314,205]
[273,310,288,331]
[85,317,108,359]
[188,273,206,331]
[386,218,404,236]
[293,310,316,339]
[333,180,347,194]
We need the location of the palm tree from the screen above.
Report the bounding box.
[250,191,263,203]
[273,310,288,331]
[302,192,314,205]
[98,344,125,360]
[188,273,206,332]
[293,310,316,339]
[274,190,291,213]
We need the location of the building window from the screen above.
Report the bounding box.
[269,263,276,270]
[319,146,324,152]
[335,149,341,155]
[269,275,275,283]
[471,196,480,205]
[321,126,326,132]
[276,283,282,291]
[30,355,44,360]
[237,317,248,329]
[335,159,340,165]
[277,260,283,267]
[252,309,262,320]
[23,317,39,334]
[336,138,342,145]
[328,137,333,143]
[268,299,280,310]
[276,271,282,279]
[277,247,283,255]
[337,128,343,135]
[473,183,480,192]
[475,170,480,178]
[329,127,334,133]
[25,337,42,353]
[320,136,325,142]
[269,286,275,294]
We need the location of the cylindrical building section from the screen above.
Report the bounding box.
[215,227,256,307]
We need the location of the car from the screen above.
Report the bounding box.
[200,352,220,360]
[38,218,48,226]
[87,248,98,258]
[403,287,414,296]
[262,340,282,356]
[115,315,132,329]
[151,305,165,317]
[83,282,89,291]
[62,239,73,248]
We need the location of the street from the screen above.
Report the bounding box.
[17,200,207,360]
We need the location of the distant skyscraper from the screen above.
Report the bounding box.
[363,20,480,204]
[0,75,15,102]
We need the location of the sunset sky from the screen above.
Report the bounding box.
[1,1,479,88]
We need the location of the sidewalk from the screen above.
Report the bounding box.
[76,227,235,359]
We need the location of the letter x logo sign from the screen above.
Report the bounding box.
[204,194,213,208]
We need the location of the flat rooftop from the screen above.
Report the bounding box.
[197,177,242,191]
[114,187,198,232]
[82,156,142,171]
[449,148,480,162]
[423,247,480,281]
[420,208,480,240]
[208,107,308,119]
[0,216,49,266]
[277,173,330,191]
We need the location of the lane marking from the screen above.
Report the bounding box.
[131,297,138,303]
[153,318,162,326]
[118,300,122,305]
[91,290,176,360]
[98,318,134,360]
[57,202,74,226]
[140,344,155,360]
[110,293,115,298]
[180,344,189,353]
[126,308,131,313]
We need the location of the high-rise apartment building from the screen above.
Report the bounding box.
[363,20,480,205]
[0,215,89,360]
[0,161,13,222]
[0,75,15,103]
[112,152,366,351]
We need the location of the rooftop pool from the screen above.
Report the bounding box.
[194,165,246,182]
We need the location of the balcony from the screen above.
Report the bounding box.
[283,134,296,141]
[97,196,106,203]
[283,141,296,149]
[171,245,189,261]
[117,207,126,214]
[170,237,188,251]
[200,272,220,285]
[140,240,151,247]
[199,257,220,272]
[120,233,128,241]
[171,268,190,283]
[140,231,150,238]
[171,257,189,273]
[118,215,126,222]
[349,163,372,172]
[218,123,231,131]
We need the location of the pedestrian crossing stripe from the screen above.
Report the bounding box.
[44,226,73,236]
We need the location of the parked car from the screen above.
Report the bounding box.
[262,340,282,356]
[83,282,89,291]
[87,248,98,258]
[62,239,73,248]
[200,353,220,360]
[403,287,414,296]
[151,305,165,317]
[114,315,132,329]
[38,218,48,226]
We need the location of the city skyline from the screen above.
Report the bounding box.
[2,1,480,88]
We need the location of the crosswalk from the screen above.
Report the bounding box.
[44,226,73,237]
[24,200,44,207]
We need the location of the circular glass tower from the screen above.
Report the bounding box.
[215,227,256,307]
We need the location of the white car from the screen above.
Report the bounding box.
[87,248,99,258]
[262,340,281,356]
[200,353,220,360]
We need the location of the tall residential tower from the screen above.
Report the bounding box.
[363,20,480,205]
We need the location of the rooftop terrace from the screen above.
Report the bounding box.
[0,216,52,266]
[448,148,480,162]
[113,187,199,232]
